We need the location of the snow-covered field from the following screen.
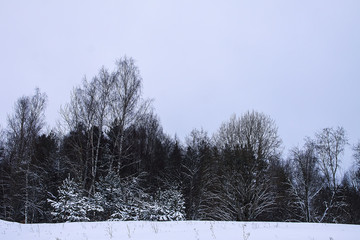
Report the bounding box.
[1,220,359,240]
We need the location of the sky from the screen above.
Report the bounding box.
[1,0,360,171]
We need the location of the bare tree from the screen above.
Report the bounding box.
[315,127,348,193]
[0,125,4,162]
[214,111,281,220]
[109,56,151,175]
[350,141,360,191]
[353,141,360,168]
[312,127,348,222]
[88,69,114,193]
[6,89,47,223]
[222,145,275,221]
[0,125,11,220]
[215,111,282,162]
[60,67,114,194]
[343,166,360,192]
[60,57,151,194]
[288,141,323,222]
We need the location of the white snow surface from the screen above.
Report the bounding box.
[1,220,359,240]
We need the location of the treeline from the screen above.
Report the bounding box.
[0,57,360,224]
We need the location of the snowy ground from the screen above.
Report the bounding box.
[1,220,359,240]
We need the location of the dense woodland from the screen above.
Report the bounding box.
[1,57,360,224]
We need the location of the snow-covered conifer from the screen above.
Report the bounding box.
[143,186,186,221]
[48,177,103,222]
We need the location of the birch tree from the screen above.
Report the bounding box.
[60,57,151,194]
[61,67,117,194]
[109,56,151,175]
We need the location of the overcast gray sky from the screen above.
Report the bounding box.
[1,0,359,171]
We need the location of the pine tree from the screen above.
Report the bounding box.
[48,177,103,222]
[145,186,186,221]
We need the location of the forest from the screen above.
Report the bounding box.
[0,57,359,224]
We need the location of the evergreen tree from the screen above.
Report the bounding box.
[146,186,186,221]
[48,177,103,222]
